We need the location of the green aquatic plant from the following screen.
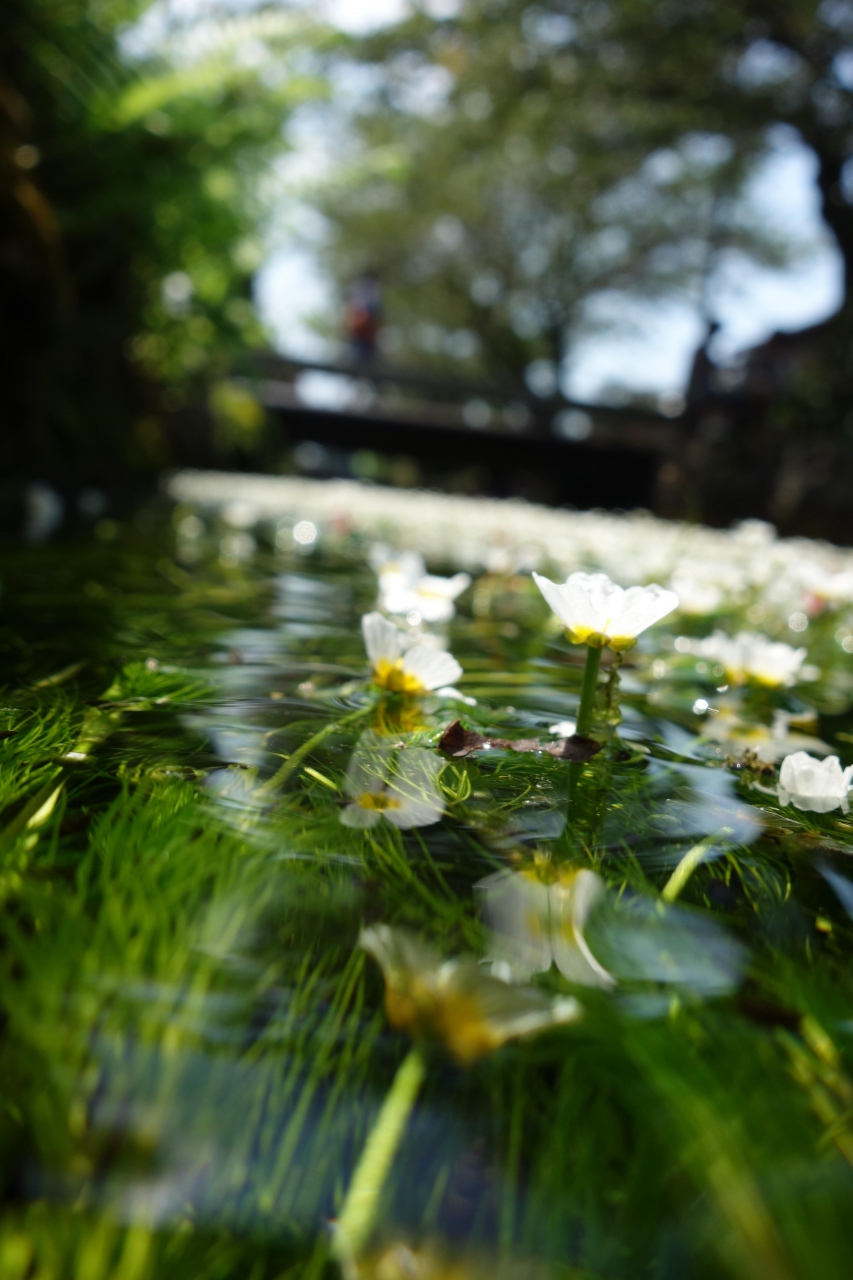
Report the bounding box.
[2,524,853,1280]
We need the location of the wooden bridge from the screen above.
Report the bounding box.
[240,353,681,510]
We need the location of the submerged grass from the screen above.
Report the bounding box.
[2,524,853,1280]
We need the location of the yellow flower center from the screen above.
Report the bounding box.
[358,791,401,812]
[384,978,506,1065]
[373,658,426,694]
[565,625,636,653]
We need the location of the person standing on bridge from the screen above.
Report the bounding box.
[345,273,382,363]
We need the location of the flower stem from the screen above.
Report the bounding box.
[259,705,370,796]
[575,645,603,738]
[563,646,605,829]
[333,1046,427,1265]
[661,828,732,903]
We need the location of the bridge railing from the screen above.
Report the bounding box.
[244,351,681,454]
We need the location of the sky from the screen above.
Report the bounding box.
[562,136,842,400]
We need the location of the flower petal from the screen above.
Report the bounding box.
[401,644,463,690]
[609,583,679,640]
[362,611,402,667]
[532,572,577,631]
[340,804,381,828]
[384,749,445,829]
[552,870,615,989]
[476,869,553,982]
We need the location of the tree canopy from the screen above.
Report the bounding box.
[6,0,853,480]
[0,0,321,484]
[310,0,853,406]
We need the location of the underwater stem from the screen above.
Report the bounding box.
[661,830,732,903]
[260,706,370,795]
[334,1045,427,1265]
[564,645,604,812]
[575,645,602,739]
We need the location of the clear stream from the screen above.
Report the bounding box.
[2,511,853,1280]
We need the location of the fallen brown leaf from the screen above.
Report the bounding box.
[438,719,601,763]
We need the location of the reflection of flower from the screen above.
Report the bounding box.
[532,571,678,651]
[362,612,462,693]
[481,867,745,997]
[477,867,614,988]
[685,631,806,687]
[371,545,471,623]
[341,732,444,829]
[778,751,853,814]
[369,546,425,588]
[360,924,581,1065]
[701,708,829,763]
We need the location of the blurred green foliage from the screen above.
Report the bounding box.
[0,0,322,484]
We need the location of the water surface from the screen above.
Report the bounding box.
[2,516,853,1280]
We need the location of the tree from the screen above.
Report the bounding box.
[0,0,319,486]
[307,1,790,391]
[595,0,853,431]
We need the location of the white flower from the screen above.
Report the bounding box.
[360,923,581,1064]
[532,571,678,651]
[171,474,853,635]
[382,571,471,624]
[362,612,462,693]
[341,731,445,829]
[476,867,614,988]
[687,631,807,687]
[548,719,577,737]
[701,708,830,763]
[670,574,725,617]
[383,571,471,624]
[668,558,744,616]
[778,751,853,814]
[368,545,425,583]
[370,544,471,623]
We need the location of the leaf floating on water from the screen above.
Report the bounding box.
[438,719,531,755]
[438,719,601,762]
[548,734,602,762]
